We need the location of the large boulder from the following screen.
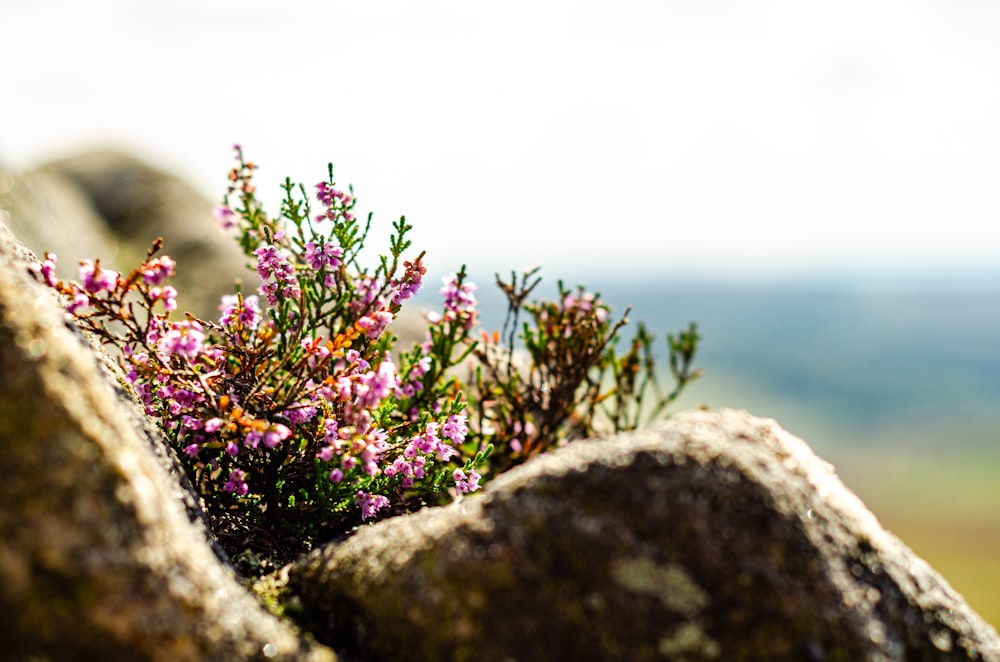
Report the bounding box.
[279,409,1000,661]
[0,220,334,661]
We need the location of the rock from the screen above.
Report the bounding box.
[0,164,122,280]
[1,150,255,319]
[280,409,1000,661]
[0,220,334,661]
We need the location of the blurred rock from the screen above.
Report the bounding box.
[0,164,122,278]
[1,150,254,319]
[281,409,1000,661]
[0,221,334,661]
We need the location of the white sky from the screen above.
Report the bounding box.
[2,0,1000,281]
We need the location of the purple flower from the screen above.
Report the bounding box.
[355,359,398,408]
[439,273,478,329]
[140,256,176,286]
[254,245,301,306]
[213,205,237,229]
[157,320,207,359]
[329,468,344,483]
[285,400,318,424]
[304,240,343,271]
[262,423,292,448]
[79,260,119,295]
[351,275,384,313]
[357,310,393,340]
[150,285,178,312]
[315,181,347,208]
[453,468,482,495]
[391,258,426,305]
[39,252,58,287]
[355,490,389,520]
[322,417,338,441]
[441,413,468,444]
[219,294,260,330]
[224,468,249,496]
[67,290,90,314]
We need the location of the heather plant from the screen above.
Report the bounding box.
[36,145,700,570]
[469,267,701,473]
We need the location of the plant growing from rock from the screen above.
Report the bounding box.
[35,145,700,569]
[469,268,701,474]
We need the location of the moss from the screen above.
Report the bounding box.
[252,569,296,620]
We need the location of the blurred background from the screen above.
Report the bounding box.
[2,0,999,624]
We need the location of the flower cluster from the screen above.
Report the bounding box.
[42,147,488,564]
[39,146,700,571]
[469,270,701,474]
[254,245,301,306]
[436,272,479,330]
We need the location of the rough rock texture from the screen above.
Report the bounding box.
[282,409,1000,661]
[0,221,334,661]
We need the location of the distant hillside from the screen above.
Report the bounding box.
[423,273,1000,454]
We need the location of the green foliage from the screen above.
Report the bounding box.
[37,147,701,570]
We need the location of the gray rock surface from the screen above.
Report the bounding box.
[0,220,334,661]
[281,409,1000,661]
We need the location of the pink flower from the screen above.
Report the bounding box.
[219,294,260,330]
[67,291,90,315]
[157,320,207,359]
[78,260,119,295]
[441,413,468,444]
[262,423,292,448]
[254,245,300,305]
[438,273,478,329]
[304,240,342,271]
[140,256,176,286]
[213,205,237,229]
[391,257,425,304]
[223,468,249,496]
[150,285,178,312]
[453,468,482,495]
[357,310,393,340]
[39,252,58,287]
[355,490,389,520]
